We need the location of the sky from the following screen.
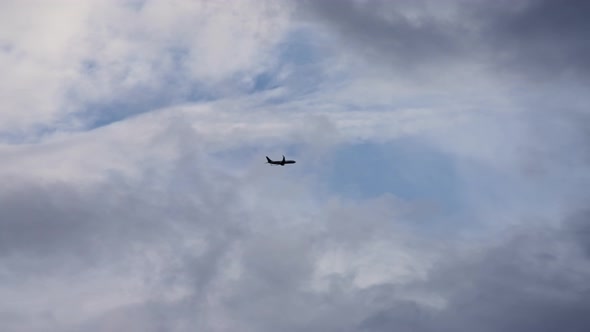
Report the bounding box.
[1,0,590,331]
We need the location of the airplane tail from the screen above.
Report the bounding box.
[266,156,272,163]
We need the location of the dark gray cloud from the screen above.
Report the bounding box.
[297,0,468,77]
[422,225,590,332]
[567,209,590,258]
[472,0,590,79]
[299,0,590,80]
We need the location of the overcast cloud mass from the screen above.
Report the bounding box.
[1,1,590,331]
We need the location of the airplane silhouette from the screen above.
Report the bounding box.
[266,155,296,166]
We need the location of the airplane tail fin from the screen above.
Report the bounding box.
[266,156,272,163]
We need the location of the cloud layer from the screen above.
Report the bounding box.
[1,1,589,331]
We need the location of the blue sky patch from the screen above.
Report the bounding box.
[277,28,321,66]
[325,138,461,212]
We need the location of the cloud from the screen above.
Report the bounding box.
[567,209,590,259]
[299,0,590,82]
[471,0,590,80]
[0,0,293,136]
[298,0,466,71]
[2,112,588,331]
[2,1,590,331]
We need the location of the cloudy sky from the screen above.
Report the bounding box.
[1,0,590,331]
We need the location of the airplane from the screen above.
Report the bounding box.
[266,155,296,166]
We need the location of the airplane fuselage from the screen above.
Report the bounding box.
[270,160,295,166]
[266,156,296,166]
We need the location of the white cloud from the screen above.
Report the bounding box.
[0,1,93,132]
[0,0,293,136]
